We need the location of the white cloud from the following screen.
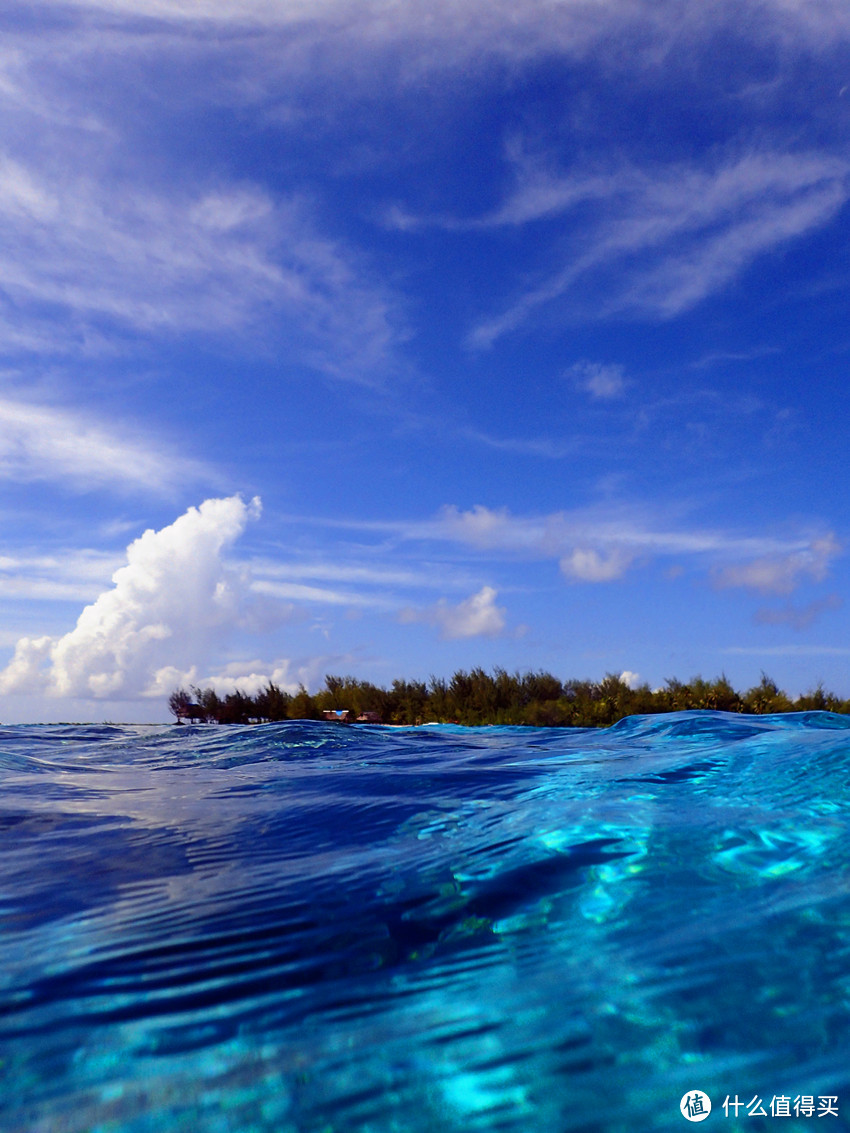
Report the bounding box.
[0,155,401,381]
[400,585,507,639]
[468,151,850,345]
[0,163,278,334]
[252,578,399,611]
[0,495,262,700]
[342,503,842,595]
[436,586,506,639]
[568,360,626,400]
[723,644,850,657]
[713,534,841,595]
[458,427,575,459]
[560,547,633,582]
[620,669,641,689]
[32,0,850,62]
[385,166,620,233]
[3,3,848,371]
[0,549,120,603]
[251,559,457,589]
[175,654,347,698]
[0,397,212,495]
[435,504,529,550]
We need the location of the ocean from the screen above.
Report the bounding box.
[1,712,848,1132]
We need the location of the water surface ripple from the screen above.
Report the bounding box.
[2,712,849,1131]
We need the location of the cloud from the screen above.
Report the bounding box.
[248,556,471,612]
[620,670,641,689]
[345,503,842,595]
[0,154,402,381]
[568,360,627,400]
[0,161,278,334]
[251,559,457,589]
[0,495,263,699]
[32,0,850,66]
[435,586,507,639]
[0,397,213,495]
[4,2,849,371]
[723,644,850,658]
[435,504,530,550]
[252,578,399,611]
[753,594,843,630]
[0,549,120,603]
[400,585,507,639]
[560,547,633,582]
[183,653,355,698]
[467,151,850,345]
[713,534,841,595]
[458,427,575,459]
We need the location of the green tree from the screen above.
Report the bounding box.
[288,684,319,720]
[168,687,193,723]
[743,673,792,714]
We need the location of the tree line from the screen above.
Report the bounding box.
[168,669,850,728]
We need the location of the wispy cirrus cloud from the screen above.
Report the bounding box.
[467,151,850,345]
[322,503,842,595]
[249,558,473,591]
[31,0,850,66]
[251,578,400,612]
[247,555,484,617]
[0,397,214,495]
[0,549,121,603]
[0,156,402,381]
[4,1,849,375]
[457,427,576,459]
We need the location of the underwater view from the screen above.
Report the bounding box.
[1,712,848,1132]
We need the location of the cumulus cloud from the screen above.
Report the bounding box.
[436,586,506,639]
[435,504,527,550]
[400,585,507,639]
[0,495,262,700]
[560,547,633,582]
[183,654,351,698]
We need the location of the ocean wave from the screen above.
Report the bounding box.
[1,712,848,1131]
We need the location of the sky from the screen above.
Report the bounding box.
[2,0,850,722]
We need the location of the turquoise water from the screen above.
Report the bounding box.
[1,712,849,1131]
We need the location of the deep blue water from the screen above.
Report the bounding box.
[1,712,849,1132]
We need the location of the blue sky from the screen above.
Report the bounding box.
[2,0,850,722]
